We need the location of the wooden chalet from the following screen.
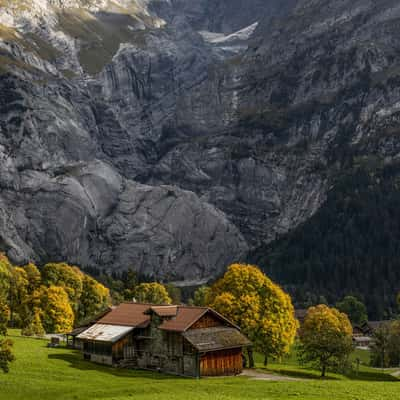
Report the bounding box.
[360,320,391,336]
[77,303,251,377]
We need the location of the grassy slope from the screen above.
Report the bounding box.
[0,332,399,400]
[56,8,148,75]
[253,348,399,381]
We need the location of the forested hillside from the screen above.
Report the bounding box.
[252,160,400,319]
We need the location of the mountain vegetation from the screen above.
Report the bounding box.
[335,296,368,326]
[252,163,400,319]
[0,253,110,334]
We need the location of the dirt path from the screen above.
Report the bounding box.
[240,369,301,381]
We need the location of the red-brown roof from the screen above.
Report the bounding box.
[98,303,151,328]
[150,305,178,317]
[158,307,208,332]
[96,303,236,332]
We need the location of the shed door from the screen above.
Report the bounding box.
[200,349,243,376]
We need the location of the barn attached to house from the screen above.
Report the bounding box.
[76,303,251,377]
[66,307,114,350]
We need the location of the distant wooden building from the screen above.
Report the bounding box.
[360,321,391,336]
[352,325,364,337]
[295,309,307,326]
[353,335,374,349]
[77,303,251,377]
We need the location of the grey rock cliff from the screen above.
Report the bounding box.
[1,0,400,283]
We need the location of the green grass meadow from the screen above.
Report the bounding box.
[0,332,398,400]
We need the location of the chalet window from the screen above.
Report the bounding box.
[83,341,112,356]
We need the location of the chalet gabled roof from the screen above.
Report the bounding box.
[183,327,251,352]
[97,303,151,328]
[94,303,239,333]
[158,307,239,332]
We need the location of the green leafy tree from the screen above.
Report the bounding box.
[208,264,298,366]
[387,320,400,367]
[190,286,211,307]
[370,321,400,368]
[298,304,353,377]
[134,283,172,305]
[336,296,368,325]
[165,284,181,304]
[118,269,138,301]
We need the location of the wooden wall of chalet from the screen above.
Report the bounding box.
[112,336,130,361]
[200,348,243,376]
[190,312,224,330]
[134,316,199,377]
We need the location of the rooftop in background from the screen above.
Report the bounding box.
[149,305,178,317]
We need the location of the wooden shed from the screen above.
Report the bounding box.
[77,303,251,377]
[66,307,114,350]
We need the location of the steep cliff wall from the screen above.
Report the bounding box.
[1,0,400,290]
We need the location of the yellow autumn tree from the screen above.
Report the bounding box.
[298,304,353,377]
[0,302,10,336]
[21,308,45,337]
[9,267,29,327]
[39,286,74,333]
[78,276,110,322]
[23,263,41,293]
[41,263,84,317]
[208,263,298,365]
[134,283,172,305]
[0,300,14,373]
[0,254,12,302]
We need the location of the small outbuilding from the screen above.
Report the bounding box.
[77,303,251,377]
[66,307,114,349]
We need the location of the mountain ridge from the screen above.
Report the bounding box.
[1,0,400,311]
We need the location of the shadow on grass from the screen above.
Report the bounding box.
[262,367,339,381]
[344,370,399,382]
[48,352,182,381]
[261,366,399,382]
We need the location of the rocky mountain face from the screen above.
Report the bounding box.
[1,0,400,287]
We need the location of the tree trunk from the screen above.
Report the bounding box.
[321,364,326,378]
[263,355,268,366]
[247,347,254,368]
